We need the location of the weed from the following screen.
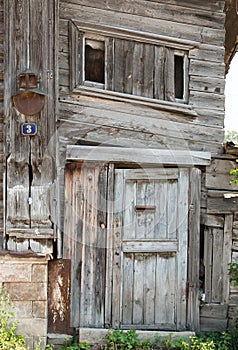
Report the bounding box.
[0,286,27,350]
[58,339,91,350]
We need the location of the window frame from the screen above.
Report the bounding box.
[174,50,189,103]
[70,20,198,117]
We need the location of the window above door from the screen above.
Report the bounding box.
[70,20,198,116]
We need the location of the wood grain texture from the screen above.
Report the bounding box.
[66,145,211,166]
[5,0,57,253]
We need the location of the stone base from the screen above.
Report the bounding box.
[0,252,49,350]
[79,328,195,345]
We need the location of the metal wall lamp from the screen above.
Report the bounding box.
[12,70,47,116]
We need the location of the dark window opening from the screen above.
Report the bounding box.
[85,39,105,84]
[174,55,184,99]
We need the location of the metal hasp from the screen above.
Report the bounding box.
[12,70,47,116]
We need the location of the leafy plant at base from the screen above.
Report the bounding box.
[0,286,26,349]
[229,168,238,185]
[106,329,139,349]
[58,339,91,350]
[189,335,215,350]
[228,262,238,286]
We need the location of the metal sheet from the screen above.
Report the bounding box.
[48,259,73,334]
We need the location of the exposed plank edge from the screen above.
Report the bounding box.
[122,240,177,253]
[72,19,199,49]
[66,146,211,166]
[69,87,198,117]
[7,228,54,239]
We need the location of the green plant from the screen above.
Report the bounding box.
[45,345,55,350]
[0,286,27,350]
[224,130,238,143]
[189,335,215,350]
[229,168,238,185]
[58,339,91,350]
[225,318,238,350]
[160,334,189,349]
[106,329,151,349]
[34,338,55,350]
[228,262,238,286]
[79,342,91,349]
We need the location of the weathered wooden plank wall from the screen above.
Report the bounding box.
[56,0,231,332]
[225,0,238,71]
[200,156,238,331]
[4,0,57,253]
[0,0,3,248]
[58,0,225,163]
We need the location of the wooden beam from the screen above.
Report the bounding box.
[66,146,211,166]
[7,228,54,239]
[72,19,199,50]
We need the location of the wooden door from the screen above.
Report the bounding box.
[111,168,189,330]
[64,164,192,331]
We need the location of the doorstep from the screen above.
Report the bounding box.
[78,328,195,344]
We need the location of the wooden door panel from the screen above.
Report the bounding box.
[63,163,108,328]
[64,165,198,331]
[154,255,176,326]
[122,252,177,329]
[114,168,188,330]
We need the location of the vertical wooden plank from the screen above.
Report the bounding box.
[6,0,31,231]
[123,40,134,95]
[105,163,114,327]
[133,253,144,324]
[71,170,84,328]
[69,21,81,89]
[29,0,44,72]
[142,44,154,98]
[114,39,125,93]
[124,179,136,240]
[187,168,201,331]
[154,46,165,100]
[167,180,178,240]
[6,187,30,228]
[222,214,233,303]
[63,164,83,328]
[176,168,189,329]
[122,253,134,325]
[154,181,167,239]
[63,165,74,259]
[204,228,213,303]
[164,47,175,102]
[132,42,144,96]
[136,181,155,239]
[105,37,114,91]
[183,54,189,103]
[212,228,224,302]
[29,0,56,232]
[112,169,124,327]
[80,165,99,326]
[144,254,156,325]
[155,256,175,325]
[31,185,52,227]
[95,165,108,327]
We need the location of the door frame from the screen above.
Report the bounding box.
[64,145,210,332]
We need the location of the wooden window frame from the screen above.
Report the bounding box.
[174,50,189,103]
[70,20,198,117]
